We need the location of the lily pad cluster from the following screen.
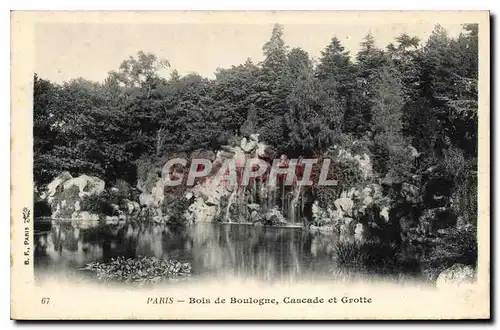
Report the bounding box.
[80,256,191,284]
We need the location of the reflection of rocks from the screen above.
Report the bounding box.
[354,223,366,242]
[71,211,99,222]
[34,221,348,282]
[436,264,476,289]
[310,234,335,257]
[338,217,356,242]
[104,216,120,225]
[310,225,335,234]
[339,224,354,242]
[123,199,141,217]
[71,219,99,230]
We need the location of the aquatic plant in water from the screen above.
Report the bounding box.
[331,240,422,282]
[80,256,191,284]
[332,241,399,274]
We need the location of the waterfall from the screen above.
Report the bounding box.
[289,184,302,225]
[239,189,247,222]
[250,180,257,204]
[225,189,238,223]
[191,136,311,227]
[281,183,285,216]
[270,188,276,212]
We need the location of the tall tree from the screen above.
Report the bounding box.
[33,74,63,185]
[316,37,355,140]
[345,33,387,135]
[369,66,409,176]
[285,51,321,155]
[261,24,288,73]
[108,51,170,98]
[255,24,291,147]
[212,59,260,137]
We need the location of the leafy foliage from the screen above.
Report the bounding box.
[80,191,117,216]
[422,225,477,280]
[162,196,192,225]
[80,256,191,284]
[34,24,478,235]
[331,239,422,281]
[136,157,159,193]
[33,24,479,281]
[333,240,415,275]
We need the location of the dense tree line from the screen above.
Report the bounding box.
[34,24,478,224]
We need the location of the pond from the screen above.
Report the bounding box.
[34,220,340,283]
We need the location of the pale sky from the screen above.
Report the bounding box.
[35,22,464,84]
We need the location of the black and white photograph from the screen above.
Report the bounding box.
[10,10,490,320]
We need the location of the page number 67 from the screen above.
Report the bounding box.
[41,297,50,304]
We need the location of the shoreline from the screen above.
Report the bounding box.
[34,217,307,229]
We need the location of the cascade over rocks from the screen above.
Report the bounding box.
[155,133,422,235]
[39,135,433,250]
[183,134,301,225]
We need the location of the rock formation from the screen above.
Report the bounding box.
[41,172,106,227]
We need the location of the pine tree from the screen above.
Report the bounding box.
[370,67,405,140]
[262,24,288,73]
[345,33,387,135]
[316,37,354,140]
[256,24,291,147]
[316,37,353,81]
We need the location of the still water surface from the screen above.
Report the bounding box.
[34,221,339,282]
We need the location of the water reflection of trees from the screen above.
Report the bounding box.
[35,222,338,281]
[186,224,335,281]
[34,221,104,269]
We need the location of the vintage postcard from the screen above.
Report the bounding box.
[11,11,490,320]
